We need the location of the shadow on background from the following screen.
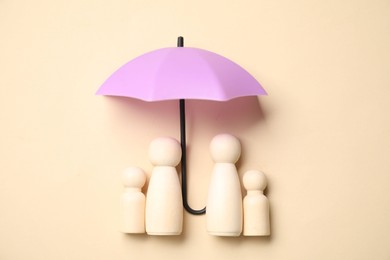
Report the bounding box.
[103,95,265,136]
[105,95,271,242]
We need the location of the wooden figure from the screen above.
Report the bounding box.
[206,133,243,236]
[120,167,146,234]
[243,170,270,236]
[145,137,183,235]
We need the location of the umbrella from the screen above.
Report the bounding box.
[96,37,267,215]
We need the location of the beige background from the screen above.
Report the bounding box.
[1,0,390,259]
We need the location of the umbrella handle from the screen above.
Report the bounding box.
[180,99,206,215]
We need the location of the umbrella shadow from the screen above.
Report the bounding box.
[185,96,266,151]
[103,96,181,140]
[104,96,179,122]
[103,95,266,141]
[104,95,266,180]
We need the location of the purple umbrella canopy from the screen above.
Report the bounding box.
[96,46,266,101]
[96,37,267,215]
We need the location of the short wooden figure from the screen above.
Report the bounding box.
[243,170,270,236]
[145,137,183,235]
[206,133,243,236]
[120,167,146,234]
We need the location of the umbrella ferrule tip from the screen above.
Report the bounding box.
[177,36,184,47]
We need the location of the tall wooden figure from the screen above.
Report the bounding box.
[243,170,270,236]
[145,137,183,235]
[206,134,243,236]
[120,167,146,234]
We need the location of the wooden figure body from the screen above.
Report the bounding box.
[206,134,243,236]
[120,167,146,234]
[243,170,270,236]
[145,137,183,235]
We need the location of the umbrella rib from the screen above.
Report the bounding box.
[180,99,206,215]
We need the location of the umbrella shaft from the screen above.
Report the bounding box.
[179,99,206,215]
